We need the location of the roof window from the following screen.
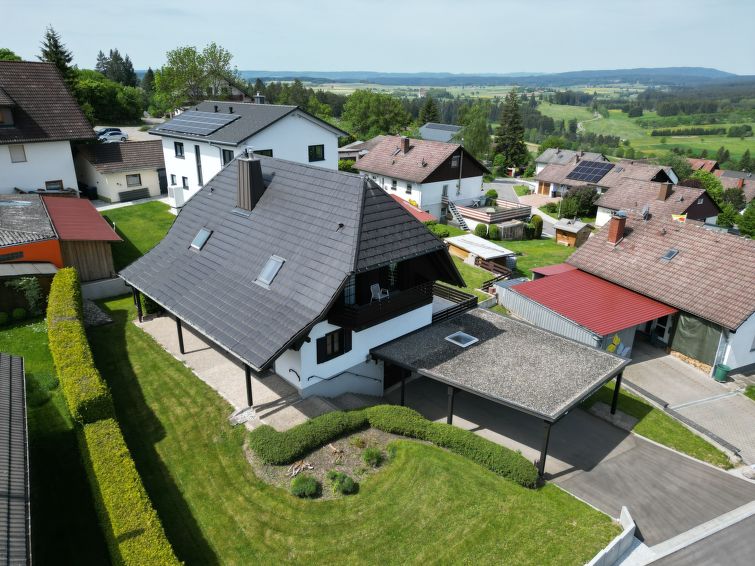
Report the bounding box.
[255,255,285,288]
[661,248,679,262]
[445,331,478,348]
[190,228,212,250]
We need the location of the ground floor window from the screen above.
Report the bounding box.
[45,180,63,191]
[316,328,351,364]
[126,174,142,187]
[308,144,325,162]
[170,174,176,186]
[406,183,412,194]
[182,176,188,188]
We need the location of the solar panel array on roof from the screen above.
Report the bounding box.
[155,110,241,136]
[566,160,615,183]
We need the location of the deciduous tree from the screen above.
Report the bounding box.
[0,48,22,61]
[342,90,410,139]
[454,101,490,160]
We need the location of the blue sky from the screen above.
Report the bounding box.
[6,0,755,74]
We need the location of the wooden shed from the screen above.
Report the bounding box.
[554,219,591,248]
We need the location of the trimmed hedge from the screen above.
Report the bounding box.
[249,405,538,488]
[47,268,114,424]
[80,419,181,565]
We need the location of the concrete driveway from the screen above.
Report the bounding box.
[625,341,755,464]
[388,377,755,546]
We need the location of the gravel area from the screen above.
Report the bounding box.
[373,308,626,420]
[244,428,406,499]
[82,299,112,327]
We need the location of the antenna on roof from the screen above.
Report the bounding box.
[641,204,650,221]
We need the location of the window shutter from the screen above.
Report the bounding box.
[343,329,352,354]
[316,336,327,364]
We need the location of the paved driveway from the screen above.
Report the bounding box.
[625,342,755,464]
[388,377,755,545]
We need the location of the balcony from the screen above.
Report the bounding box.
[328,281,434,331]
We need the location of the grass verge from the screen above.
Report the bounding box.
[102,201,175,271]
[745,385,755,402]
[583,381,732,469]
[492,238,576,279]
[87,296,619,565]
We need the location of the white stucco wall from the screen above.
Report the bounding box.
[274,304,433,398]
[157,110,340,208]
[722,312,755,370]
[0,141,78,194]
[75,157,160,202]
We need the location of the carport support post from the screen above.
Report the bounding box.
[538,420,552,477]
[446,386,456,424]
[176,318,185,355]
[400,377,406,406]
[133,288,143,323]
[244,364,253,408]
[611,372,623,415]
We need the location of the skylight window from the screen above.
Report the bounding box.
[445,331,478,348]
[661,248,679,261]
[255,255,285,288]
[190,228,212,250]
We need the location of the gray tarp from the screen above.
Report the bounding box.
[672,312,721,366]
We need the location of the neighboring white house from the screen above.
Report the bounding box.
[354,135,489,220]
[0,61,95,195]
[150,100,347,209]
[75,140,166,203]
[534,148,606,175]
[419,122,462,143]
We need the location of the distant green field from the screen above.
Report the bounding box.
[537,102,594,123]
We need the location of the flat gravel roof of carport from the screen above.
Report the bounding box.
[371,308,628,422]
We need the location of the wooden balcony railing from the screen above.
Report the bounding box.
[328,282,434,331]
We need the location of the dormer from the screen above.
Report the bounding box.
[0,87,15,127]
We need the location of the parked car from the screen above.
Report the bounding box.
[95,127,122,136]
[98,130,128,143]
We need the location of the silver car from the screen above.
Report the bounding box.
[98,129,128,143]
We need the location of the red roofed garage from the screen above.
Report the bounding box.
[498,269,677,356]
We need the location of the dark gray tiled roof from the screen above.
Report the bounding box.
[121,157,458,370]
[150,101,346,145]
[372,308,627,421]
[78,140,165,173]
[422,122,462,132]
[0,353,30,565]
[0,195,56,247]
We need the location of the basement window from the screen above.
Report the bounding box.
[255,255,285,288]
[190,228,212,250]
[445,331,478,348]
[661,249,679,262]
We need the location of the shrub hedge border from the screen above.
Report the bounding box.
[249,405,538,488]
[46,269,180,565]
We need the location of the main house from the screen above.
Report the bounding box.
[121,155,466,400]
[536,157,678,198]
[150,100,346,208]
[0,61,95,195]
[354,135,489,220]
[500,213,755,373]
[594,178,720,227]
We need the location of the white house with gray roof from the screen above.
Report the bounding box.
[150,100,346,209]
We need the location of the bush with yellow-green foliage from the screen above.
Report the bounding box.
[46,268,113,424]
[80,419,181,565]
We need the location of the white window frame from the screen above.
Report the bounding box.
[126,174,142,187]
[9,144,26,163]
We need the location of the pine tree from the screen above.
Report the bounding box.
[141,67,155,95]
[418,96,440,124]
[95,50,108,74]
[738,149,751,172]
[494,90,529,170]
[39,26,75,86]
[715,146,727,163]
[122,54,138,87]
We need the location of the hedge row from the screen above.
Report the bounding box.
[46,268,114,424]
[249,405,538,488]
[80,419,181,565]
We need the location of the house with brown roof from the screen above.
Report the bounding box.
[354,135,489,221]
[687,158,719,173]
[75,140,166,203]
[594,179,720,227]
[535,157,678,198]
[534,148,607,174]
[0,61,95,195]
[715,169,755,204]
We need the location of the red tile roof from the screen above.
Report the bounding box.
[531,263,577,277]
[42,196,121,242]
[389,195,437,222]
[512,269,677,336]
[687,158,719,173]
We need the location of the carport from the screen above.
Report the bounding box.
[371,308,628,476]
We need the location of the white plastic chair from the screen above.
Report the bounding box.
[370,283,389,303]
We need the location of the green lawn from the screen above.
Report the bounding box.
[583,382,732,469]
[538,102,594,124]
[514,185,531,197]
[493,238,576,279]
[745,385,755,402]
[0,320,110,565]
[101,201,175,271]
[86,297,618,565]
[448,256,495,299]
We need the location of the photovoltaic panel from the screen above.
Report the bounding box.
[566,160,615,183]
[155,110,241,136]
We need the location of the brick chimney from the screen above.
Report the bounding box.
[400,136,410,153]
[237,154,266,211]
[607,211,627,245]
[657,182,673,201]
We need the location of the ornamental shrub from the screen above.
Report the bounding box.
[11,308,26,321]
[474,224,488,239]
[530,214,543,239]
[0,312,8,326]
[362,447,384,467]
[327,470,358,495]
[140,294,163,315]
[427,223,450,238]
[80,419,180,565]
[488,224,501,240]
[291,474,321,498]
[46,268,114,424]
